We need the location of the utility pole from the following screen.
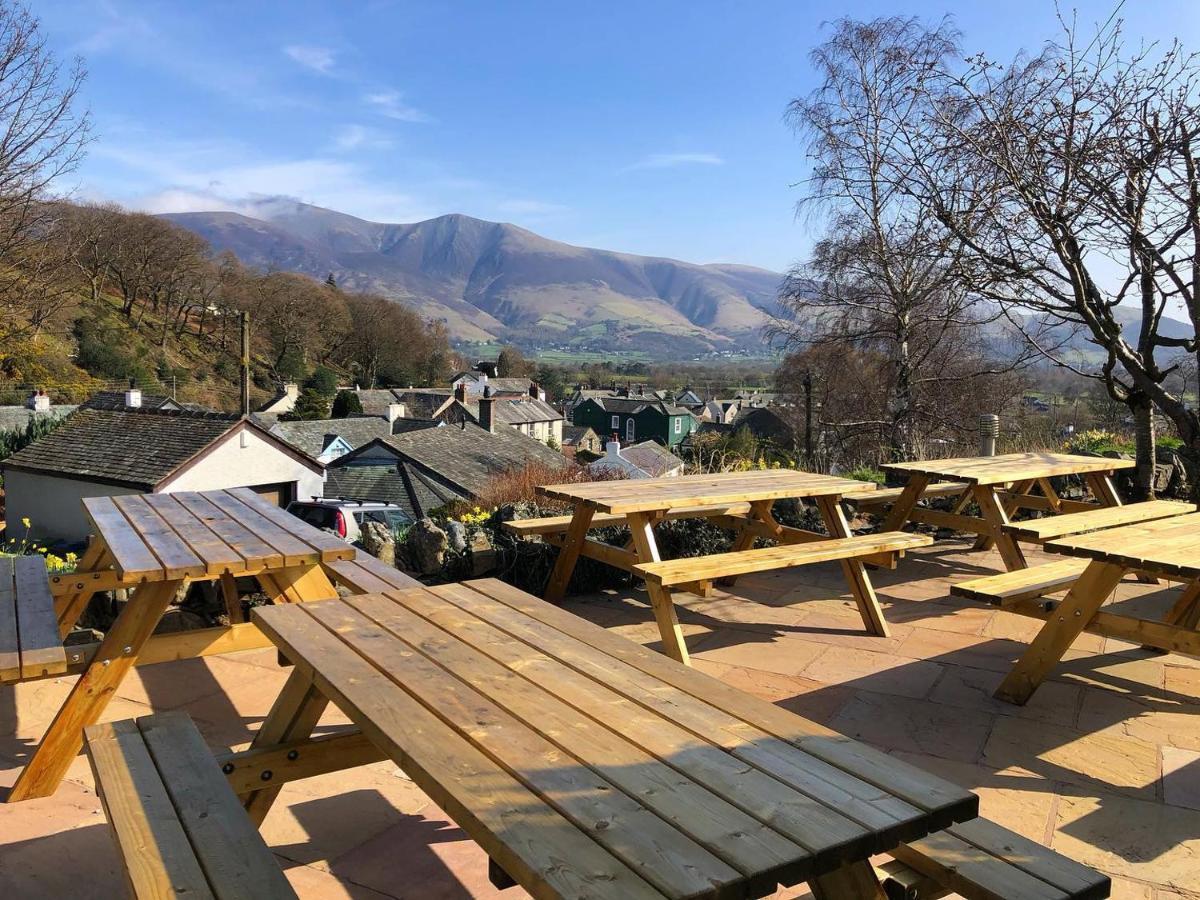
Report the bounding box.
[239,311,250,417]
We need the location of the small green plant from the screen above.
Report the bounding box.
[845,466,887,485]
[1063,429,1134,456]
[1,517,78,573]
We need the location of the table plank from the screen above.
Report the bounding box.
[227,488,354,562]
[465,578,976,825]
[171,492,286,571]
[383,586,930,856]
[0,558,22,682]
[13,555,66,679]
[540,470,878,515]
[141,493,245,575]
[1047,513,1200,578]
[112,495,208,580]
[82,496,165,581]
[251,603,668,900]
[306,597,770,898]
[884,452,1132,485]
[204,490,322,568]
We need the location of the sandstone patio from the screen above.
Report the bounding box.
[1,538,1197,899]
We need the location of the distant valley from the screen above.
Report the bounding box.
[165,199,784,357]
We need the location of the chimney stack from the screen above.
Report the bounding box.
[386,402,406,425]
[479,386,495,433]
[125,378,142,409]
[454,383,467,403]
[27,389,50,412]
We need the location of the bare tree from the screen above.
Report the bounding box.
[774,17,1031,460]
[910,15,1200,496]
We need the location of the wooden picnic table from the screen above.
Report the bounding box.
[535,470,895,660]
[238,578,980,899]
[880,452,1135,571]
[7,487,354,802]
[990,511,1200,705]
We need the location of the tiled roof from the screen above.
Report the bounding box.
[325,462,464,518]
[0,406,77,434]
[270,417,394,458]
[561,425,597,445]
[586,397,692,416]
[82,391,184,411]
[353,388,451,420]
[455,397,562,426]
[621,441,684,477]
[342,422,569,497]
[1,407,241,488]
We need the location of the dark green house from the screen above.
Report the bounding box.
[571,396,697,449]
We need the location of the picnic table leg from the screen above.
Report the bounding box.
[971,485,1027,571]
[542,504,596,604]
[994,561,1126,705]
[1084,472,1159,585]
[53,540,111,638]
[809,860,886,899]
[1165,581,1200,629]
[1037,477,1063,513]
[817,497,890,638]
[626,511,690,665]
[973,479,1034,552]
[220,573,245,624]
[881,474,930,532]
[8,579,184,802]
[718,499,775,587]
[256,565,338,604]
[239,667,330,825]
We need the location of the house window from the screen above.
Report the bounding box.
[611,414,620,429]
[625,418,635,442]
[674,417,681,434]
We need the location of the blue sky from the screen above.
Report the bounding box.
[36,0,1200,272]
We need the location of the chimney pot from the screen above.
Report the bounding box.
[125,387,142,408]
[454,383,467,403]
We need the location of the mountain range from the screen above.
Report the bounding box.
[165,199,783,355]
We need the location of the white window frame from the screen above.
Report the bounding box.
[626,418,635,442]
[611,414,620,429]
[674,417,682,434]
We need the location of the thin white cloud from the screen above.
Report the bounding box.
[75,1,154,53]
[331,124,393,152]
[365,90,430,123]
[284,44,335,74]
[624,152,724,171]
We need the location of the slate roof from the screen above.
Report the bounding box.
[454,374,534,395]
[270,417,394,458]
[584,397,692,416]
[1,407,243,488]
[334,422,569,500]
[82,391,184,411]
[325,461,463,518]
[453,397,562,426]
[561,425,598,446]
[353,388,451,420]
[0,405,77,434]
[621,441,685,478]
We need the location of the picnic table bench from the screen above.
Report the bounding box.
[0,555,65,684]
[954,511,1200,704]
[85,712,296,899]
[8,487,355,803]
[516,469,923,663]
[203,578,1106,899]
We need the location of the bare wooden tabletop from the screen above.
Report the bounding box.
[1046,511,1200,579]
[883,452,1133,486]
[253,578,978,899]
[539,469,880,515]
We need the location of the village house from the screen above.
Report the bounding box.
[257,382,300,415]
[571,392,697,449]
[450,370,544,399]
[588,439,685,479]
[437,384,563,444]
[325,417,568,517]
[0,390,77,433]
[1,404,324,544]
[267,416,438,464]
[560,424,601,459]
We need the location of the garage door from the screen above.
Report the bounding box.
[245,482,296,508]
